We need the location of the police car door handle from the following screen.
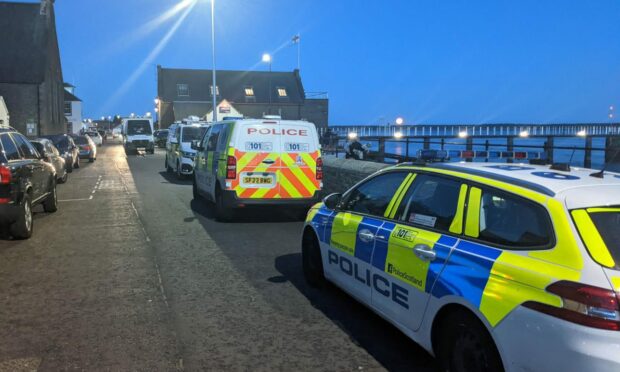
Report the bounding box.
[262,159,275,164]
[358,230,375,243]
[414,244,437,261]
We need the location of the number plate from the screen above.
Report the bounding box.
[243,176,272,184]
[284,142,309,152]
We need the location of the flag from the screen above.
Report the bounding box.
[292,35,300,44]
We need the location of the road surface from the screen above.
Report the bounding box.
[0,142,437,371]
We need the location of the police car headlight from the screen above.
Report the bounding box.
[182,151,195,159]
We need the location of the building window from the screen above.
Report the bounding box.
[64,102,72,115]
[277,87,288,97]
[244,86,254,97]
[210,85,220,96]
[177,84,189,97]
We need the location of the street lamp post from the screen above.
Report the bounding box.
[211,0,218,122]
[262,53,272,114]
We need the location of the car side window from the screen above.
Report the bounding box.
[207,125,222,152]
[0,134,21,161]
[474,189,553,248]
[395,174,463,232]
[11,134,38,159]
[216,126,228,152]
[341,172,409,217]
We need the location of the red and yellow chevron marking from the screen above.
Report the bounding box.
[227,150,321,199]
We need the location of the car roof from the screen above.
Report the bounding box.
[394,162,620,197]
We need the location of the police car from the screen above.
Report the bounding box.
[302,153,620,372]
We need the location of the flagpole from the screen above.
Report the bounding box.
[211,0,217,122]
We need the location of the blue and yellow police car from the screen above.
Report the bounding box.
[302,153,620,372]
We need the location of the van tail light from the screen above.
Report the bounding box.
[82,145,90,152]
[0,165,11,185]
[523,280,620,331]
[226,156,237,180]
[316,157,323,180]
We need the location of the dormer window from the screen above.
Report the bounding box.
[277,87,288,97]
[177,84,189,97]
[244,86,254,97]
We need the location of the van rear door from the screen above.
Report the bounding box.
[232,120,282,199]
[277,121,321,199]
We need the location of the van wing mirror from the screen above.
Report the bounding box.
[323,193,342,210]
[191,140,204,151]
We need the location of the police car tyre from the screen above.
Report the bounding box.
[176,161,183,179]
[302,229,326,288]
[437,311,504,372]
[11,194,33,239]
[43,179,58,213]
[192,176,202,200]
[215,189,234,222]
[66,161,73,173]
[165,156,172,173]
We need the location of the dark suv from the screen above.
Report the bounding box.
[0,128,58,239]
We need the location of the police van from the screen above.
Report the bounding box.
[165,122,208,178]
[302,153,620,372]
[192,117,322,221]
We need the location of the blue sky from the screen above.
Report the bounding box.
[52,0,620,124]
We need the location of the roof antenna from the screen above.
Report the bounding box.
[568,146,577,165]
[591,148,620,178]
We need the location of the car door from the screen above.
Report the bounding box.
[370,173,466,331]
[326,171,411,304]
[46,142,62,174]
[11,133,46,198]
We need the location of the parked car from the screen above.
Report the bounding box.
[154,129,168,148]
[41,134,80,172]
[72,135,97,162]
[31,138,68,184]
[166,124,207,179]
[0,127,58,239]
[85,131,103,146]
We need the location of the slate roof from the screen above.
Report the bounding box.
[158,67,306,104]
[64,89,81,102]
[0,2,49,84]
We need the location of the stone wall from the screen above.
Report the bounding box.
[321,157,390,196]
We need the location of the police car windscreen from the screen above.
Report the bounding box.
[589,211,620,268]
[181,127,206,143]
[127,120,152,135]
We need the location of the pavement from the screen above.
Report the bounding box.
[0,142,438,371]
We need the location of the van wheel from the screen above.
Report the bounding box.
[193,176,202,200]
[43,179,58,213]
[11,194,33,239]
[436,311,504,372]
[176,161,183,179]
[215,189,234,222]
[59,171,68,184]
[302,229,326,288]
[165,156,172,173]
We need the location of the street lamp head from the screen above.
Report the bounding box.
[577,130,587,137]
[395,117,404,125]
[154,108,159,113]
[394,131,403,139]
[146,112,152,118]
[519,130,529,138]
[154,98,160,105]
[348,132,358,140]
[262,53,272,63]
[458,131,468,138]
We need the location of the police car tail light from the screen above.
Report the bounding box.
[523,280,620,331]
[226,156,237,180]
[316,157,323,180]
[0,165,10,185]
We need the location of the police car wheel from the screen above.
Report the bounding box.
[302,229,325,288]
[437,311,503,372]
[215,190,234,222]
[192,176,202,200]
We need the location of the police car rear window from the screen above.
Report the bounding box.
[589,212,620,268]
[478,191,552,248]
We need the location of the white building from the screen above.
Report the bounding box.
[64,83,83,134]
[0,96,9,128]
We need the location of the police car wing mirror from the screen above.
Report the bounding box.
[323,193,342,210]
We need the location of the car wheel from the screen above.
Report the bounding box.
[176,161,183,179]
[89,157,94,163]
[437,311,504,372]
[302,229,326,288]
[215,189,234,222]
[43,179,58,213]
[10,194,33,239]
[74,157,80,168]
[193,175,202,200]
[66,161,73,173]
[59,170,68,184]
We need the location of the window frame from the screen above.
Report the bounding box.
[177,83,190,97]
[0,133,22,161]
[463,184,556,251]
[64,102,72,115]
[277,87,288,97]
[11,133,39,159]
[337,170,411,219]
[244,86,254,97]
[206,124,223,152]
